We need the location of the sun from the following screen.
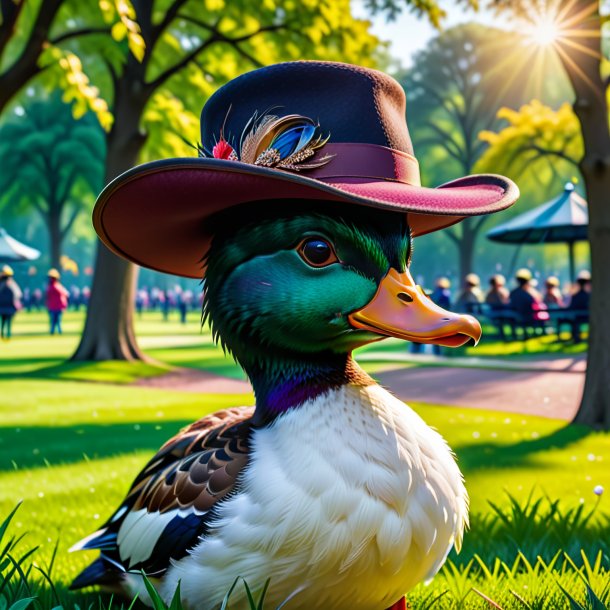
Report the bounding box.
[518,1,567,49]
[528,18,561,46]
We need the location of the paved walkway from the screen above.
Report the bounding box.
[374,366,583,420]
[134,355,586,421]
[135,368,250,394]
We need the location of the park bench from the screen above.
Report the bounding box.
[475,304,589,342]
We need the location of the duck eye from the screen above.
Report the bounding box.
[297,237,338,268]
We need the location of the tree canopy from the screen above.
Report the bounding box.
[479,100,582,179]
[0,91,105,268]
[398,22,570,282]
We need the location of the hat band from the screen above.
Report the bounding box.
[306,143,421,186]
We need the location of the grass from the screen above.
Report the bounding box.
[0,310,607,608]
[1,496,609,609]
[457,331,589,359]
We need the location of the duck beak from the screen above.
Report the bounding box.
[348,268,482,347]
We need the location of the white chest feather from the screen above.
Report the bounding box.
[164,384,468,610]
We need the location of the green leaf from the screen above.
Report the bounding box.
[168,582,184,610]
[220,577,241,610]
[8,598,36,610]
[0,502,22,545]
[141,572,169,610]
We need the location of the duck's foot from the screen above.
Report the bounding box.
[385,597,407,610]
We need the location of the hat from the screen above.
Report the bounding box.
[48,268,61,279]
[93,61,519,278]
[546,276,560,287]
[490,274,505,286]
[1,265,13,277]
[515,268,532,281]
[437,277,451,289]
[465,273,480,286]
[576,270,591,282]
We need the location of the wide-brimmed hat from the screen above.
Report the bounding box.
[515,268,533,282]
[93,61,519,278]
[48,268,61,279]
[1,265,13,277]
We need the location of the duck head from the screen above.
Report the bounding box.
[203,201,481,419]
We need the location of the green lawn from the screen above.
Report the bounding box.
[0,310,608,608]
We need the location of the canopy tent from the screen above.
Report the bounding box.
[0,228,41,263]
[486,182,588,281]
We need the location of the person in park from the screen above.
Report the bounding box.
[485,274,510,340]
[0,265,22,340]
[45,268,69,335]
[543,276,565,308]
[70,61,518,609]
[456,273,483,313]
[485,274,509,308]
[568,270,591,343]
[509,268,548,335]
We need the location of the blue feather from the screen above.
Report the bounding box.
[272,124,315,159]
[294,124,316,153]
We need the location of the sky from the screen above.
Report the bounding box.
[353,1,501,67]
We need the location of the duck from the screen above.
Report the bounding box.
[70,200,481,610]
[70,60,518,609]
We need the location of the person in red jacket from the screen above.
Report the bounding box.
[46,268,69,335]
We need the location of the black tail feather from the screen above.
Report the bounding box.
[70,557,122,590]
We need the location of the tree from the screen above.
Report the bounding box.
[0,92,104,267]
[485,0,610,427]
[0,0,64,112]
[399,23,565,282]
[0,0,114,122]
[478,101,582,177]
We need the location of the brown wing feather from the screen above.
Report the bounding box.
[131,406,254,514]
[71,406,255,583]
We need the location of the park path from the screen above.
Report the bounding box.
[134,355,586,421]
[374,365,583,420]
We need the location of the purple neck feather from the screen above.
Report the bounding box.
[244,353,372,427]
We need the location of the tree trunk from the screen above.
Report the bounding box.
[574,170,610,427]
[48,207,62,269]
[72,241,143,360]
[456,217,476,283]
[71,73,149,361]
[563,1,610,428]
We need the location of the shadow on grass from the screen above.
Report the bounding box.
[0,358,170,384]
[454,422,595,471]
[0,341,241,384]
[0,420,195,471]
[2,418,597,474]
[146,342,245,379]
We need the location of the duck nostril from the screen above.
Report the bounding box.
[442,317,451,321]
[397,292,413,303]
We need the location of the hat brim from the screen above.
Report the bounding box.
[94,158,518,279]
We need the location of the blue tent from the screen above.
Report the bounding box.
[0,228,41,263]
[486,182,587,281]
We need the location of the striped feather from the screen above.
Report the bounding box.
[239,114,279,164]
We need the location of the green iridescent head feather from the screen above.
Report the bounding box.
[201,200,411,367]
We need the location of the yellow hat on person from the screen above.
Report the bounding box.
[437,277,451,289]
[491,274,506,286]
[1,265,13,277]
[546,276,560,287]
[465,273,480,286]
[515,268,532,281]
[48,268,61,279]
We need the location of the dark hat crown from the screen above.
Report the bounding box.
[200,61,413,156]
